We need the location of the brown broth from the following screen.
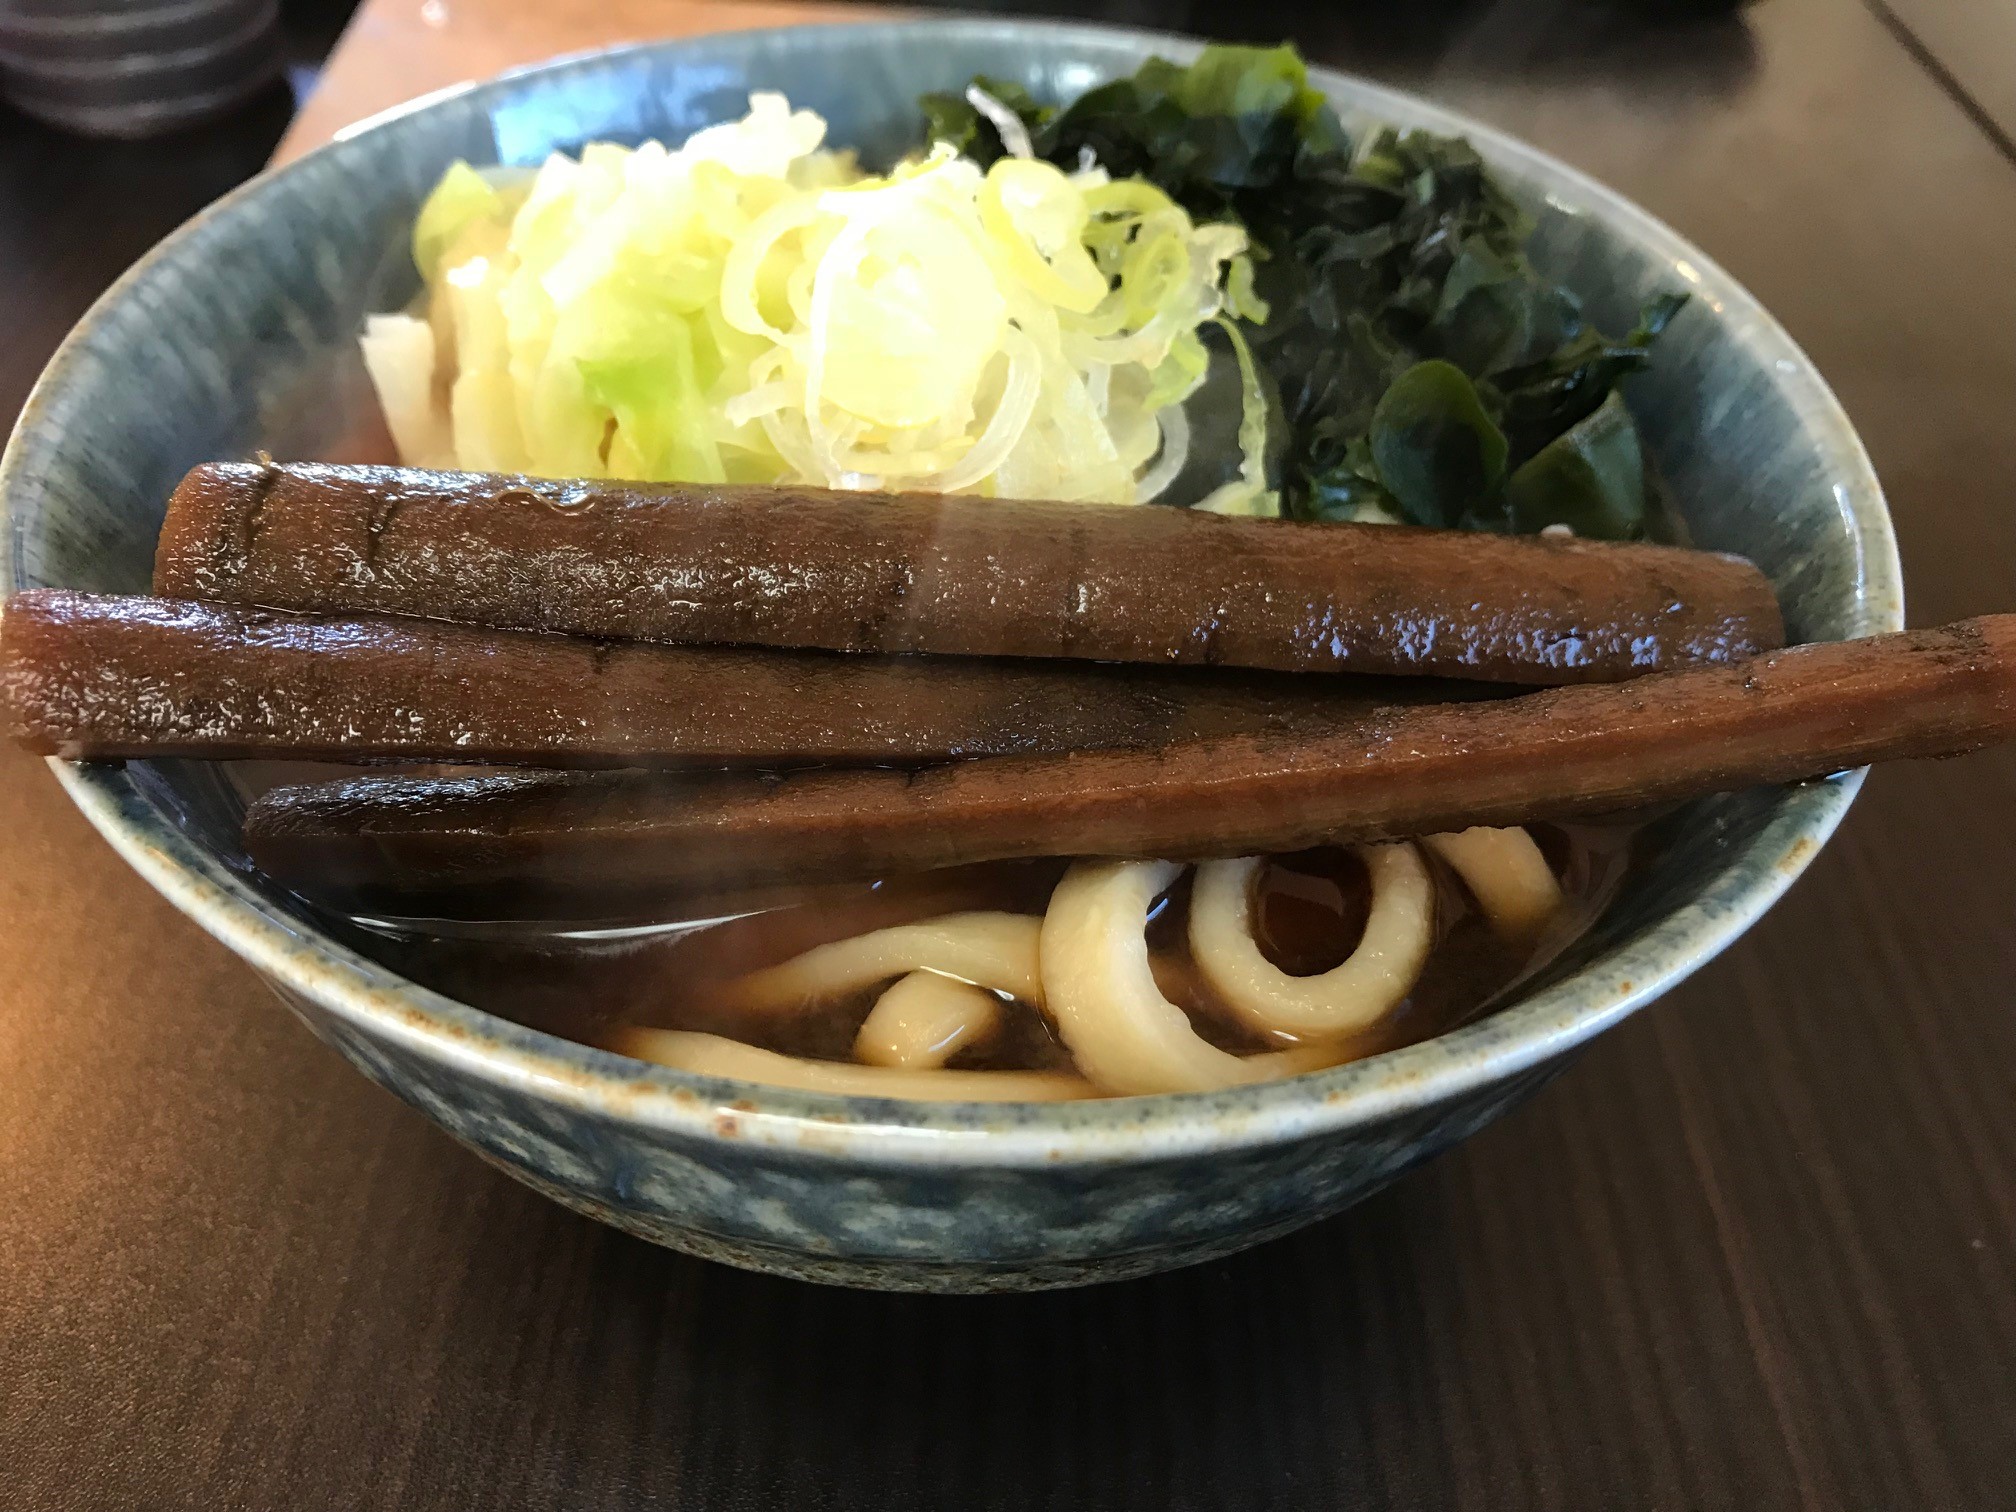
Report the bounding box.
[334,820,1641,1086]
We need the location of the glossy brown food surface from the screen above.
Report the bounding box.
[1,590,1450,766]
[154,462,1785,685]
[244,617,2016,899]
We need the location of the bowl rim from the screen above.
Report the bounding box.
[3,16,1903,1168]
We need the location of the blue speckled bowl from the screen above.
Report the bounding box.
[0,20,1899,1291]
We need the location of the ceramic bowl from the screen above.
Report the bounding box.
[0,20,1899,1291]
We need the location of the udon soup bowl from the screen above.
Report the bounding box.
[0,20,1899,1291]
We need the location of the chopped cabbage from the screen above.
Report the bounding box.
[358,313,453,469]
[364,92,1267,508]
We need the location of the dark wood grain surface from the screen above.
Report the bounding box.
[1875,0,2016,153]
[5,1,2016,1507]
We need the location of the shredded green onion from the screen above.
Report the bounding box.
[364,92,1257,506]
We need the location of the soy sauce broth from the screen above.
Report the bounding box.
[336,820,1642,1081]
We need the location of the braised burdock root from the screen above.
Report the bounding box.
[154,462,1785,685]
[0,590,1451,766]
[241,617,2016,903]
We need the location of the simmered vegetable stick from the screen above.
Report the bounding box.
[0,590,1427,766]
[154,462,1784,686]
[242,617,2016,901]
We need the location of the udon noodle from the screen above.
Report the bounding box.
[855,971,1005,1070]
[603,824,1577,1098]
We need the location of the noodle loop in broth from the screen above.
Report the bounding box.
[588,825,1628,1099]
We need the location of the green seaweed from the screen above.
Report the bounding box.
[921,44,1683,537]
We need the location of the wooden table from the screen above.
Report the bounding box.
[5,0,2015,1506]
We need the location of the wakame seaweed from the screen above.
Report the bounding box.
[919,45,1683,538]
